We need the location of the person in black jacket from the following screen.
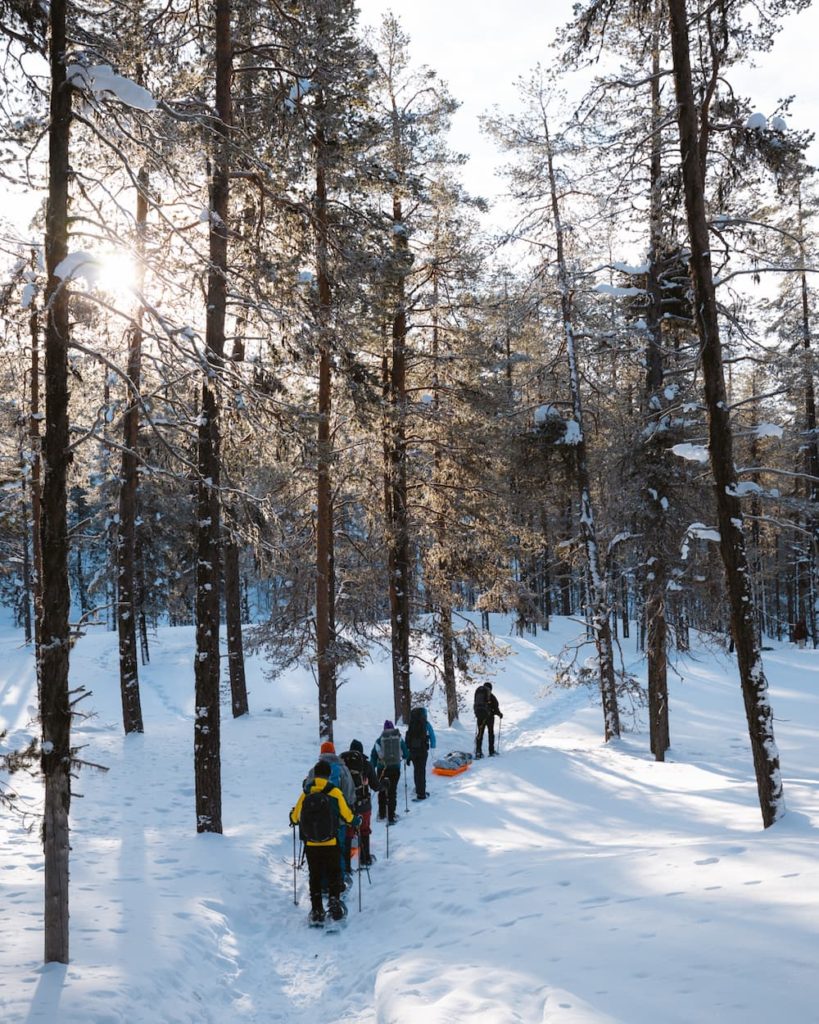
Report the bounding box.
[405,706,436,800]
[474,682,503,758]
[340,739,380,867]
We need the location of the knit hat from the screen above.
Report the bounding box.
[314,760,331,778]
[320,741,335,754]
[383,720,394,730]
[350,739,364,754]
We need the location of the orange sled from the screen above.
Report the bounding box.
[432,763,470,777]
[432,751,473,777]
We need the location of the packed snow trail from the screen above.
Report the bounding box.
[2,616,819,1023]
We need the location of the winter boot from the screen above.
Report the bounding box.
[328,898,345,922]
[310,898,325,925]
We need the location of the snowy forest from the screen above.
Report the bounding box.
[1,0,819,1012]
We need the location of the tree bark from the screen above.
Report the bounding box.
[668,0,784,827]
[116,166,148,735]
[314,114,336,743]
[28,250,43,665]
[543,108,620,741]
[430,269,458,724]
[41,0,72,963]
[194,0,232,834]
[644,6,670,760]
[224,532,249,717]
[386,189,412,725]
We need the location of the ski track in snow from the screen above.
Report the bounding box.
[2,617,819,1023]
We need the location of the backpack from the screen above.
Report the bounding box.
[381,728,402,767]
[299,785,339,844]
[407,707,428,751]
[341,749,369,812]
[474,684,489,715]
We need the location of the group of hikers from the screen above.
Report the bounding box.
[289,684,502,926]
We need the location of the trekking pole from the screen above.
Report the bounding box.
[291,825,298,906]
[357,828,362,912]
[386,814,390,859]
[497,716,502,755]
[403,761,409,812]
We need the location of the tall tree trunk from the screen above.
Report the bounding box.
[314,109,336,742]
[19,421,33,642]
[28,253,43,664]
[224,530,249,717]
[136,529,150,665]
[644,7,670,760]
[797,186,819,647]
[219,196,253,718]
[431,268,458,724]
[41,0,72,963]
[194,0,232,834]
[385,189,412,725]
[116,165,148,735]
[668,0,784,827]
[543,109,620,741]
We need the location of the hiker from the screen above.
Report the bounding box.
[290,760,360,925]
[405,706,436,800]
[793,618,808,648]
[370,720,409,824]
[340,739,380,868]
[474,681,503,758]
[302,741,357,880]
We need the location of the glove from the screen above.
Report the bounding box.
[352,815,362,829]
[405,758,411,766]
[498,711,504,719]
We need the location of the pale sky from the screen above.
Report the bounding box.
[357,0,819,206]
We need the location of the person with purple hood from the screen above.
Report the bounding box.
[370,720,409,824]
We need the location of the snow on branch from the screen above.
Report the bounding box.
[53,251,103,287]
[671,443,709,463]
[67,64,157,112]
[593,283,645,297]
[681,522,721,559]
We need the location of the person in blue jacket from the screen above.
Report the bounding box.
[370,720,409,824]
[405,706,436,800]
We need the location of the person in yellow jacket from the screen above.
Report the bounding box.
[290,759,359,924]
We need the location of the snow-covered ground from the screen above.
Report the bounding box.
[1,615,818,1023]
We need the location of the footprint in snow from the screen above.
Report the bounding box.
[694,857,719,866]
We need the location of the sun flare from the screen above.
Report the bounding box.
[96,250,139,303]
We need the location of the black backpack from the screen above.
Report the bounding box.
[299,785,339,843]
[407,707,428,751]
[341,749,369,812]
[474,684,489,714]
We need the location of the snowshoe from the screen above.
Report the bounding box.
[308,908,325,928]
[324,900,348,932]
